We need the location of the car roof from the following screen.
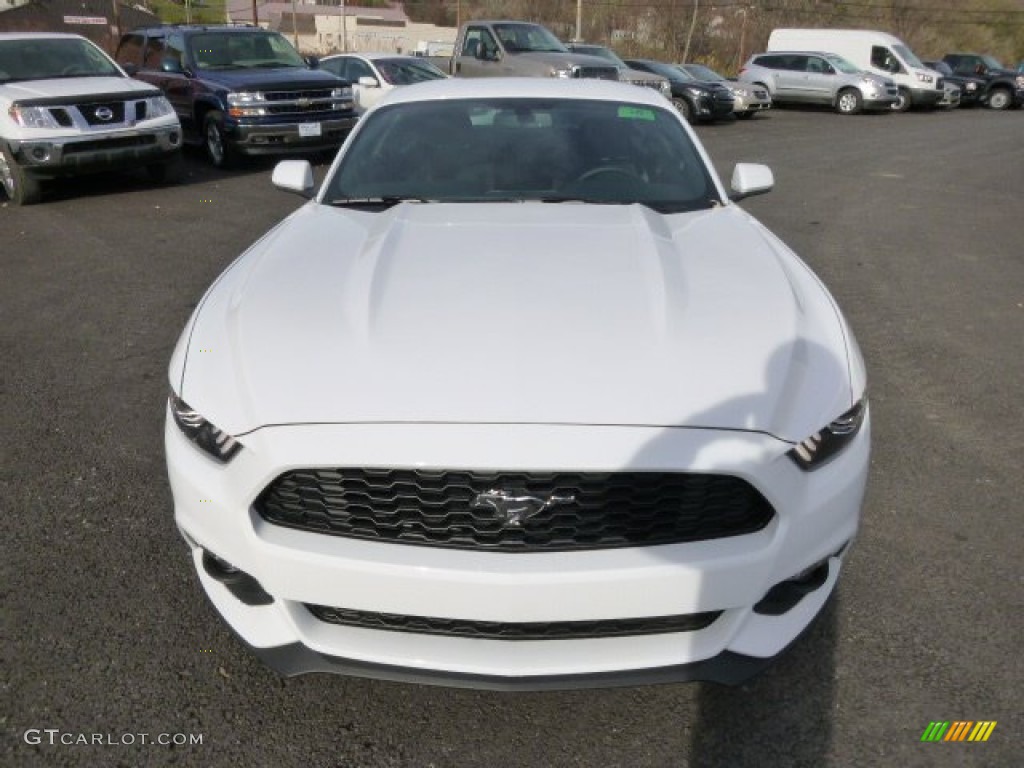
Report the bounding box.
[754,51,840,57]
[0,32,89,41]
[322,52,423,62]
[380,77,673,107]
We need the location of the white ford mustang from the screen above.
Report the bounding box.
[166,78,869,689]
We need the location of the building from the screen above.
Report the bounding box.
[226,1,456,56]
[0,0,159,53]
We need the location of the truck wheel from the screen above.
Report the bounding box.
[986,87,1012,110]
[836,88,862,115]
[0,147,42,205]
[146,151,184,184]
[204,111,235,168]
[892,88,912,112]
[672,96,693,122]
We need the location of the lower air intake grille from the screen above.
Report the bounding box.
[255,468,775,552]
[305,604,722,640]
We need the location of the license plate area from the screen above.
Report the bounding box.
[298,122,322,138]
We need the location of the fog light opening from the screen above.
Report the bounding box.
[201,550,274,606]
[753,557,832,616]
[30,145,51,162]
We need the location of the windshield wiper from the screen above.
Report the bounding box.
[539,196,629,205]
[327,196,433,209]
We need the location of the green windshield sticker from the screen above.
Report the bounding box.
[617,106,655,121]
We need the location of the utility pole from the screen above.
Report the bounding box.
[341,0,348,52]
[290,0,298,48]
[575,0,583,43]
[682,0,699,63]
[252,0,259,27]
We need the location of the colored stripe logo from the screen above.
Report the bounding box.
[921,721,997,742]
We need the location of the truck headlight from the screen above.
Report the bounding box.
[915,72,934,84]
[227,91,266,106]
[144,96,174,119]
[788,397,868,471]
[966,82,978,91]
[169,393,242,463]
[331,86,353,100]
[8,105,60,129]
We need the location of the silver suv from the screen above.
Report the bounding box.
[739,51,897,114]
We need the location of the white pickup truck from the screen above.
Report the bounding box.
[0,32,182,205]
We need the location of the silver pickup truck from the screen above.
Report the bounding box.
[450,21,620,81]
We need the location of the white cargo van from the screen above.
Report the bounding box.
[768,29,944,111]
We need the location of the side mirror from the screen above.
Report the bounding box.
[161,56,184,74]
[357,75,380,88]
[122,63,139,76]
[306,55,320,69]
[272,160,315,198]
[729,163,774,202]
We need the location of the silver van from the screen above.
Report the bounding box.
[739,51,898,114]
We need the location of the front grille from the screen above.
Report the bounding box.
[78,101,125,125]
[255,468,775,552]
[266,103,337,115]
[572,66,620,81]
[62,135,156,154]
[135,101,147,121]
[263,89,335,101]
[51,108,73,127]
[306,604,722,640]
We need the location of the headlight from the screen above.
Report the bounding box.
[686,87,705,98]
[788,396,867,471]
[732,87,750,97]
[169,393,241,463]
[966,82,978,91]
[8,105,60,129]
[227,91,266,106]
[144,96,174,119]
[915,72,934,84]
[659,81,671,96]
[1015,75,1024,88]
[550,66,574,78]
[331,86,353,100]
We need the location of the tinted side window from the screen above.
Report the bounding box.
[142,35,165,69]
[165,33,186,69]
[117,34,144,68]
[347,58,374,81]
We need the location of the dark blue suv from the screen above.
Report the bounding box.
[116,25,357,167]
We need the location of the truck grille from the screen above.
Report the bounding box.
[78,101,126,126]
[258,89,344,117]
[255,468,775,552]
[572,66,620,81]
[305,604,722,640]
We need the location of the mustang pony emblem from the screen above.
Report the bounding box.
[472,489,576,528]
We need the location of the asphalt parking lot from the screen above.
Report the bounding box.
[3,105,1022,768]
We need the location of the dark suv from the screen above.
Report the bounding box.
[116,25,358,166]
[941,53,1024,110]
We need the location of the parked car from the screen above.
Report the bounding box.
[565,43,671,98]
[923,60,981,107]
[320,53,447,114]
[0,32,182,205]
[768,29,944,111]
[115,25,358,167]
[678,62,772,118]
[739,51,898,114]
[166,77,870,690]
[940,53,1024,110]
[622,58,734,121]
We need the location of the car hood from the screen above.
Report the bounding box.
[178,203,856,441]
[196,68,342,89]
[511,51,618,72]
[0,75,157,100]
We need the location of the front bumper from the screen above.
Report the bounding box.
[693,94,736,121]
[9,126,181,178]
[167,417,869,689]
[733,94,771,114]
[909,88,943,107]
[863,93,900,111]
[229,115,358,155]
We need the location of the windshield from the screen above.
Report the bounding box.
[0,37,121,84]
[375,58,447,85]
[681,64,722,82]
[628,60,684,80]
[893,44,924,69]
[826,55,862,75]
[492,24,568,54]
[190,32,306,70]
[324,98,721,213]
